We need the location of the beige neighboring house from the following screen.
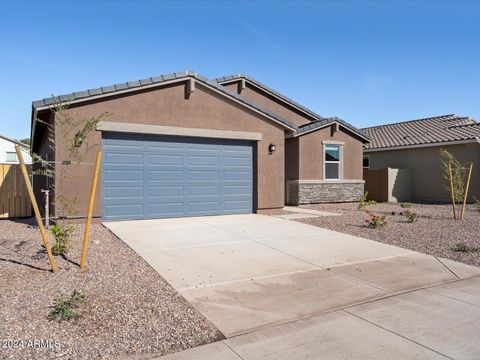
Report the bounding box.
[0,134,32,164]
[362,114,480,203]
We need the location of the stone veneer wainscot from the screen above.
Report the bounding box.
[287,180,365,205]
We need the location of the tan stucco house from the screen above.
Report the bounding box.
[363,114,480,202]
[30,71,369,221]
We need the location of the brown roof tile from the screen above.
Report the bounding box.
[362,114,480,150]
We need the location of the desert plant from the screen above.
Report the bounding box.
[365,210,387,229]
[440,149,469,218]
[49,224,75,256]
[405,209,419,223]
[48,290,85,322]
[358,192,376,210]
[452,243,478,253]
[400,202,412,209]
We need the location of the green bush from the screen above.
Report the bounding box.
[48,290,85,322]
[400,202,412,209]
[49,224,75,256]
[405,209,419,223]
[358,192,376,210]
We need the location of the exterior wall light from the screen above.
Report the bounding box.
[268,143,276,155]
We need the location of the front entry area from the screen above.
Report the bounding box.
[102,132,253,221]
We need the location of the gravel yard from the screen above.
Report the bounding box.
[293,202,480,267]
[0,219,222,360]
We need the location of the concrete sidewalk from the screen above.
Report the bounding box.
[104,214,480,359]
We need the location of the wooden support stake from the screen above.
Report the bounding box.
[15,145,58,273]
[80,150,102,269]
[461,163,473,220]
[448,162,457,220]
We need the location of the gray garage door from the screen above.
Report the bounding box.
[101,132,253,221]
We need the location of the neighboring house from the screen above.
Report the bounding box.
[0,134,32,164]
[363,114,480,202]
[30,71,370,221]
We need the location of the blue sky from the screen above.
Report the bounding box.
[1,0,479,139]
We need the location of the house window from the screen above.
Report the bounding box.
[324,144,342,180]
[363,154,370,169]
[5,152,17,162]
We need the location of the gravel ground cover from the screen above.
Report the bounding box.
[0,219,222,360]
[294,202,480,267]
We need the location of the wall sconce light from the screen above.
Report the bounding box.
[268,143,276,155]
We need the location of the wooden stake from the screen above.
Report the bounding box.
[80,150,102,269]
[448,162,457,220]
[461,163,473,220]
[15,145,58,273]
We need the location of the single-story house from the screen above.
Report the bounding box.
[362,114,480,202]
[0,134,32,164]
[30,71,370,221]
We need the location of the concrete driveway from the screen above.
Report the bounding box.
[104,214,480,359]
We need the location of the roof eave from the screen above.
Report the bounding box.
[288,120,371,143]
[364,138,480,152]
[30,73,298,142]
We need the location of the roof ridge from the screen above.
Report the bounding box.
[216,74,325,122]
[362,114,457,130]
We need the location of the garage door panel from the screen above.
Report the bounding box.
[224,185,251,194]
[188,185,220,195]
[149,203,185,216]
[149,186,184,196]
[105,153,144,165]
[224,171,251,181]
[188,201,220,213]
[105,204,144,216]
[104,169,144,181]
[149,170,184,181]
[188,156,221,166]
[102,133,253,220]
[188,170,220,181]
[105,186,144,198]
[224,200,252,211]
[149,154,184,165]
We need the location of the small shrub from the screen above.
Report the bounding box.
[405,209,419,223]
[452,243,478,253]
[365,210,387,229]
[358,192,376,210]
[49,224,75,256]
[48,290,85,322]
[400,202,412,209]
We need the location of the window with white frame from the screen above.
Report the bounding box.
[363,154,370,169]
[324,144,342,180]
[5,152,17,162]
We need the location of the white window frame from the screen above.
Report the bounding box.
[323,143,343,180]
[5,152,17,162]
[363,154,370,169]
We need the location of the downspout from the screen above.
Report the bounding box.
[30,106,37,155]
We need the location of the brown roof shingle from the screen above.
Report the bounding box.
[362,114,480,150]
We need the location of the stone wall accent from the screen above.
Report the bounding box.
[287,180,364,205]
